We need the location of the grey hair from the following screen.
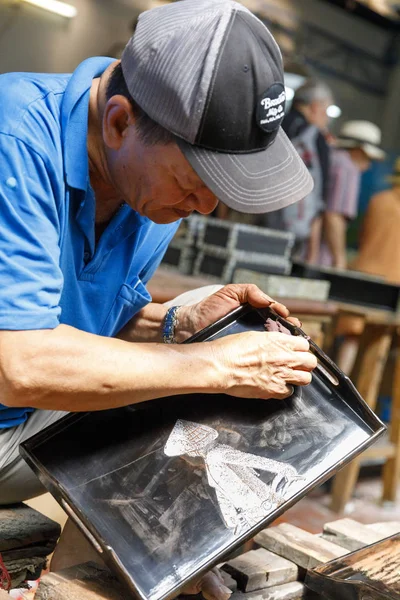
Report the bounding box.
[294,80,333,106]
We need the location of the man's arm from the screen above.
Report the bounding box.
[324,211,347,269]
[117,303,168,343]
[0,304,316,412]
[116,284,302,344]
[306,214,323,264]
[0,324,220,411]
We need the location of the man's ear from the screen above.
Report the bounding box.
[103,95,134,150]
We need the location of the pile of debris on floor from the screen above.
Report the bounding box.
[1,507,399,599]
[221,518,400,599]
[0,504,60,594]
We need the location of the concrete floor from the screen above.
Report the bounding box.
[272,474,400,533]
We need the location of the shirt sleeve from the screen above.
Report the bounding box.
[326,153,360,220]
[0,134,63,330]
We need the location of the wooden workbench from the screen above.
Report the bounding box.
[147,267,338,316]
[148,266,400,508]
[148,266,400,327]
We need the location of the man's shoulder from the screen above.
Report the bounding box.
[0,71,70,144]
[370,189,396,206]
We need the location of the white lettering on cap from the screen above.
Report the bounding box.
[261,91,286,110]
[256,83,286,134]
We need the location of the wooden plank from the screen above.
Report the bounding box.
[36,562,125,600]
[149,266,340,315]
[221,570,238,592]
[254,524,347,570]
[363,442,395,460]
[322,518,385,551]
[383,332,400,503]
[367,521,400,537]
[330,323,392,513]
[231,581,306,600]
[307,533,400,599]
[0,504,61,553]
[39,563,238,600]
[222,548,298,592]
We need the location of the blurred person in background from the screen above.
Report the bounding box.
[336,158,400,376]
[266,79,333,261]
[318,121,385,269]
[351,157,400,282]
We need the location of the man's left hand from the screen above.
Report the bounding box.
[175,284,301,343]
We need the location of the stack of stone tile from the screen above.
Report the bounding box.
[35,518,400,600]
[221,519,400,600]
[0,503,61,591]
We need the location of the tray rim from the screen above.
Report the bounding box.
[20,305,386,600]
[306,533,400,600]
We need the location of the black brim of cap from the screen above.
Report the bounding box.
[177,128,314,214]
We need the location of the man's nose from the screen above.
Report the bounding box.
[195,190,219,215]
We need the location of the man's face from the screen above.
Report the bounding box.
[107,125,219,224]
[309,99,331,131]
[350,148,371,173]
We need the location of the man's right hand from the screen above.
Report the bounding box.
[211,331,318,400]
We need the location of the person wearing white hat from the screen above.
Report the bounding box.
[266,79,333,261]
[351,156,400,284]
[317,120,385,268]
[334,157,400,376]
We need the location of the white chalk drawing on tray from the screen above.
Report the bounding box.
[164,419,302,534]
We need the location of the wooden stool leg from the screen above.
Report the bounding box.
[382,332,400,502]
[330,458,362,513]
[330,323,392,513]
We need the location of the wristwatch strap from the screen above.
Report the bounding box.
[162,306,180,344]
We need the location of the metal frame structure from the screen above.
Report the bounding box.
[261,13,396,96]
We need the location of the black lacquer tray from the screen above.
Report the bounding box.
[20,305,385,600]
[305,534,400,599]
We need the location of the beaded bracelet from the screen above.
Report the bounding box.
[162,306,181,344]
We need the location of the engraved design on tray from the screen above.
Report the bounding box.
[164,418,302,534]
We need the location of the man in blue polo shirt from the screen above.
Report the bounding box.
[0,0,316,588]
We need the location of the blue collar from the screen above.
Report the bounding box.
[61,57,115,192]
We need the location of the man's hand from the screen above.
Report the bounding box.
[212,331,317,399]
[175,284,301,343]
[179,568,232,600]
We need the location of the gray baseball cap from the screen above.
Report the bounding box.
[121,0,313,214]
